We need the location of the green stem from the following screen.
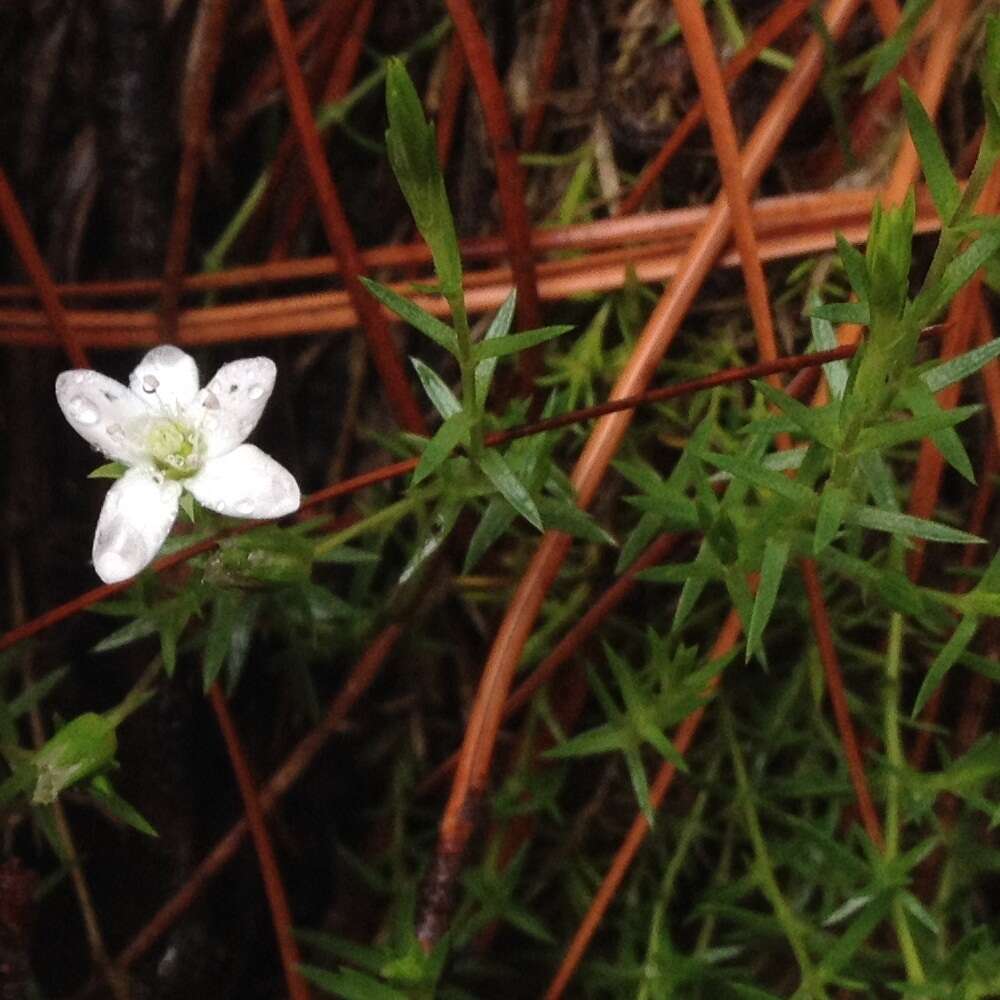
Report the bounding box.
[722,704,829,999]
[884,611,928,987]
[446,288,484,458]
[312,493,423,557]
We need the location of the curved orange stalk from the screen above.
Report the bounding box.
[422,0,863,950]
[261,0,426,434]
[544,609,744,998]
[208,682,309,1000]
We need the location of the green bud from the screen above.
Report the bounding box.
[203,532,313,587]
[865,193,915,323]
[31,714,117,805]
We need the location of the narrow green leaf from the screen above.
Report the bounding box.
[809,302,871,325]
[359,277,458,354]
[746,538,790,662]
[857,451,900,511]
[410,357,461,419]
[835,233,871,302]
[536,498,614,547]
[474,291,516,404]
[921,336,1000,392]
[202,592,243,692]
[899,79,961,221]
[814,484,850,554]
[862,0,934,91]
[472,324,573,362]
[753,380,840,448]
[855,404,981,454]
[911,231,1000,324]
[92,616,159,654]
[299,963,409,1000]
[912,614,980,716]
[478,449,542,530]
[695,448,814,506]
[543,722,625,759]
[412,412,468,484]
[810,310,849,399]
[846,505,985,544]
[900,382,976,483]
[88,774,158,837]
[463,496,516,573]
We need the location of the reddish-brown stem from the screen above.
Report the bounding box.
[159,0,232,342]
[0,167,88,367]
[267,0,374,263]
[100,626,400,978]
[435,36,467,167]
[442,0,542,342]
[544,609,744,998]
[261,0,427,434]
[520,0,571,152]
[801,559,884,850]
[618,0,812,216]
[207,682,309,1000]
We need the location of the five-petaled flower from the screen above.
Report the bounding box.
[56,346,301,584]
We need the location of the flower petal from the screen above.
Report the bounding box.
[186,444,300,519]
[129,346,200,412]
[193,357,277,458]
[92,467,181,583]
[55,370,150,464]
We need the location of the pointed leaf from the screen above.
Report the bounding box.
[846,505,985,544]
[855,404,981,454]
[814,484,850,553]
[472,324,573,362]
[746,538,790,662]
[478,449,542,530]
[753,380,840,447]
[899,78,961,221]
[410,357,461,419]
[809,302,870,325]
[413,412,468,484]
[912,613,979,716]
[463,496,517,572]
[835,233,871,302]
[921,336,1000,392]
[359,277,458,354]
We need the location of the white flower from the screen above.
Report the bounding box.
[56,346,301,584]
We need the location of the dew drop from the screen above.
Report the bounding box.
[142,374,160,393]
[73,372,86,384]
[68,395,99,425]
[201,390,220,410]
[248,384,264,400]
[236,498,255,515]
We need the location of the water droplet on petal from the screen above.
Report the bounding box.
[142,374,160,393]
[73,372,86,384]
[248,384,264,400]
[236,499,254,515]
[107,423,124,441]
[202,390,220,410]
[68,396,99,425]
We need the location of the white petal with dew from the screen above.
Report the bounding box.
[191,357,277,458]
[55,370,150,465]
[129,346,200,412]
[92,467,182,583]
[186,444,300,519]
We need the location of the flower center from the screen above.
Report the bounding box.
[145,419,203,480]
